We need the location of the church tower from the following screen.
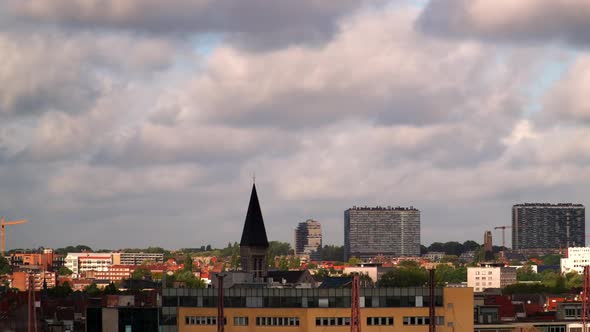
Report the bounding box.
[239,183,269,279]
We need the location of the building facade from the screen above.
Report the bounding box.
[467,266,517,293]
[512,203,585,250]
[344,206,420,260]
[113,252,164,265]
[65,253,113,275]
[162,287,473,332]
[294,219,322,260]
[561,247,590,275]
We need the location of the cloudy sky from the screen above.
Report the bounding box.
[2,0,590,251]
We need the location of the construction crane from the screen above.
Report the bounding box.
[1,216,27,256]
[494,225,512,251]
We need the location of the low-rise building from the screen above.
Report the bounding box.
[11,270,56,291]
[561,247,590,275]
[162,287,473,332]
[467,265,517,293]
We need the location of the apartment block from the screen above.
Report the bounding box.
[512,203,585,250]
[345,206,420,260]
[294,219,322,260]
[113,252,164,265]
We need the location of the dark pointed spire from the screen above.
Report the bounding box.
[240,183,269,248]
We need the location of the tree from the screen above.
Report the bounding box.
[104,282,119,295]
[319,245,344,261]
[278,257,289,271]
[0,256,10,275]
[462,240,481,252]
[173,270,205,288]
[516,265,541,281]
[85,283,102,297]
[48,282,73,298]
[58,266,73,276]
[307,262,318,269]
[347,257,361,266]
[541,254,563,266]
[184,254,193,272]
[132,265,152,280]
[378,267,428,287]
[267,242,292,266]
[435,265,467,284]
[288,256,301,270]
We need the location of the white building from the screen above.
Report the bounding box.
[65,253,113,275]
[561,247,590,275]
[467,265,517,293]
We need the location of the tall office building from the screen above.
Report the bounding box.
[294,219,322,260]
[344,206,420,261]
[512,203,585,250]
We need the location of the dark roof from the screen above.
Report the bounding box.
[319,276,352,288]
[267,270,313,284]
[239,184,269,248]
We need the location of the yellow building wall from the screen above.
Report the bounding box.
[178,287,473,332]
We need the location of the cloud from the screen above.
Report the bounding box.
[418,0,590,46]
[154,8,529,132]
[542,56,590,123]
[0,31,178,117]
[5,0,374,50]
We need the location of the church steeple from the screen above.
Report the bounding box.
[240,183,269,248]
[239,183,269,279]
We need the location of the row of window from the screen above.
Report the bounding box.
[185,316,225,325]
[185,315,441,327]
[403,316,445,325]
[256,317,300,326]
[316,317,351,326]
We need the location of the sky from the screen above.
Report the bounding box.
[2,0,590,251]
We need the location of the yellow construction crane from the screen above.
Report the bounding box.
[1,216,27,256]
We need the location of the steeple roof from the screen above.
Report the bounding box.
[239,183,269,248]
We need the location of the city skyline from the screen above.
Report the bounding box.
[2,1,590,250]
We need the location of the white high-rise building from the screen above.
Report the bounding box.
[65,253,113,275]
[561,247,590,275]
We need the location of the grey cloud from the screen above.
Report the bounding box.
[5,0,373,50]
[417,0,590,46]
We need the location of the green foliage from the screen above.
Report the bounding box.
[267,242,292,266]
[170,270,205,288]
[307,262,318,269]
[58,266,73,276]
[378,266,429,287]
[566,272,583,289]
[314,268,330,279]
[435,265,466,284]
[0,256,10,274]
[426,240,482,257]
[440,255,460,266]
[516,265,541,281]
[132,265,152,280]
[47,282,73,298]
[288,256,301,269]
[319,245,344,261]
[347,257,361,266]
[541,254,563,266]
[104,282,119,295]
[184,254,193,272]
[503,282,566,295]
[84,283,101,297]
[278,257,289,271]
[54,245,93,255]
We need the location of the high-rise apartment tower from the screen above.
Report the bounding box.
[294,219,322,260]
[512,203,585,250]
[344,206,420,261]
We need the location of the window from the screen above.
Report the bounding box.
[185,316,224,325]
[403,316,444,325]
[367,317,394,326]
[256,317,299,326]
[234,317,248,326]
[315,317,351,326]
